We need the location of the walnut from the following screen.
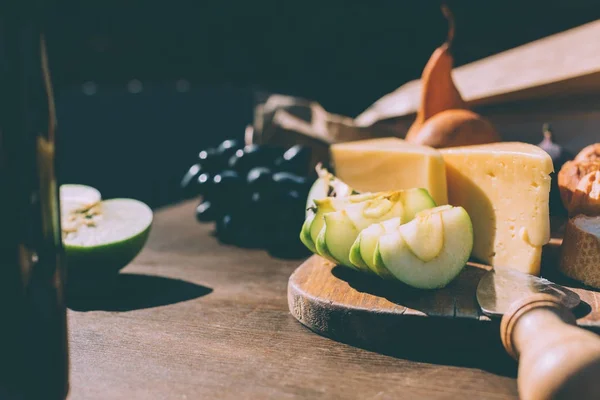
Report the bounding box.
[574,143,600,162]
[568,171,600,216]
[558,160,600,212]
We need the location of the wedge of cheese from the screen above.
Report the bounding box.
[330,138,448,206]
[440,142,553,275]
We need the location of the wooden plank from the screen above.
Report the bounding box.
[356,20,600,127]
[67,200,519,399]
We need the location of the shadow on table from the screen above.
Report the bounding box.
[329,324,519,379]
[326,261,599,379]
[328,266,518,378]
[67,273,213,312]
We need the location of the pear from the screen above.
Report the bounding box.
[405,5,499,148]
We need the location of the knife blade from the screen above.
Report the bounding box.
[475,266,600,400]
[476,266,580,318]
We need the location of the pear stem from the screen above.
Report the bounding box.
[441,4,455,50]
[543,123,553,141]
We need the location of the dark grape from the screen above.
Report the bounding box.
[196,172,213,195]
[180,163,203,197]
[198,148,217,162]
[228,144,282,173]
[247,167,272,189]
[278,190,308,220]
[217,139,240,151]
[212,170,242,194]
[199,147,228,172]
[196,200,220,222]
[227,151,242,170]
[217,139,242,161]
[280,189,302,204]
[272,172,309,193]
[190,140,316,254]
[275,145,311,175]
[237,228,269,248]
[216,214,234,244]
[248,190,278,215]
[266,218,311,259]
[216,213,265,247]
[227,145,256,172]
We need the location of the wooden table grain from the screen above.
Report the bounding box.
[67,200,519,399]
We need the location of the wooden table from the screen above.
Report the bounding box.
[67,200,519,399]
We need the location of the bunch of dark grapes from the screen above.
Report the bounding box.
[181,139,314,257]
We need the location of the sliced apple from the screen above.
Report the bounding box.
[401,205,454,262]
[300,192,381,252]
[348,189,437,273]
[401,209,444,262]
[305,164,355,217]
[401,188,439,220]
[315,210,361,268]
[314,189,434,270]
[299,213,317,253]
[316,197,403,271]
[349,217,401,278]
[373,206,473,289]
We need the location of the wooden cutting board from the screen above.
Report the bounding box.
[287,238,600,346]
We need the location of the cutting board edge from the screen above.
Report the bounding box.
[287,255,600,342]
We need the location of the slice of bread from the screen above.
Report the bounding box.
[560,215,600,288]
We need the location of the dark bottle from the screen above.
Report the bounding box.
[0,1,69,399]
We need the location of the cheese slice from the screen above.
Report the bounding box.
[440,142,553,275]
[330,138,448,206]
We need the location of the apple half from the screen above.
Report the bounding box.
[60,185,153,278]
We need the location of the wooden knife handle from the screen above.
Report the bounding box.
[500,293,600,400]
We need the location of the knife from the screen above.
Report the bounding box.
[477,267,600,400]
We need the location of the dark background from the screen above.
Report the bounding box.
[47,1,600,208]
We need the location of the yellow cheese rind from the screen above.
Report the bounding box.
[440,142,553,275]
[331,138,448,206]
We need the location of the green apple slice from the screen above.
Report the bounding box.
[301,192,381,253]
[401,188,438,220]
[315,210,360,267]
[311,188,435,252]
[306,179,328,217]
[63,198,153,276]
[315,192,407,271]
[401,211,444,262]
[349,217,401,278]
[348,188,437,274]
[374,206,473,289]
[401,205,454,262]
[300,213,317,253]
[305,164,355,217]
